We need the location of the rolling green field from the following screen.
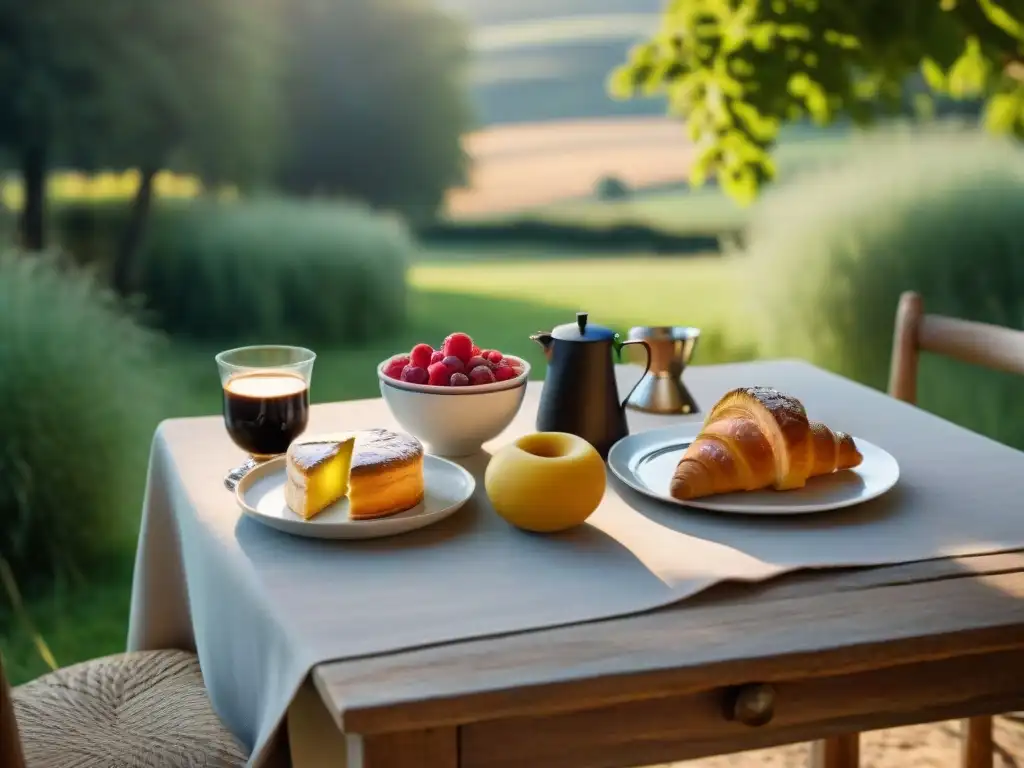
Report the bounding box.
[411,252,753,345]
[487,132,855,233]
[0,250,749,684]
[517,187,749,236]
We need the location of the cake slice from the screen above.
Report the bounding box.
[348,429,425,520]
[285,435,356,520]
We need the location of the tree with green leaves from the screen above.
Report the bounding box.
[610,0,1024,204]
[274,0,472,224]
[0,0,281,291]
[95,0,282,294]
[0,0,108,252]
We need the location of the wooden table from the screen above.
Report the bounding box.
[287,550,1024,768]
[279,361,1024,768]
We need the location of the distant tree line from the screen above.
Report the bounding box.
[0,0,472,292]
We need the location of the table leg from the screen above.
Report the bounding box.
[287,679,458,768]
[347,729,458,768]
[810,734,859,768]
[961,716,993,768]
[288,679,348,768]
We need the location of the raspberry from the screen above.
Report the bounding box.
[430,350,445,365]
[383,354,410,379]
[427,361,453,386]
[401,365,429,385]
[471,345,481,357]
[494,364,517,382]
[465,355,488,371]
[442,332,474,363]
[469,365,496,385]
[441,355,465,373]
[450,372,470,387]
[410,343,434,370]
[484,349,503,364]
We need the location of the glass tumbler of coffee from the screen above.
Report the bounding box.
[216,345,316,491]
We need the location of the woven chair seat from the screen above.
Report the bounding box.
[12,649,248,768]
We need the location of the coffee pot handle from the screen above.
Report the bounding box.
[617,339,652,411]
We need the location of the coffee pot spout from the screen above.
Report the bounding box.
[530,332,554,360]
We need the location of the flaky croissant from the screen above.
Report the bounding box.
[670,387,863,501]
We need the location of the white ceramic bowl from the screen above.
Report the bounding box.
[377,355,531,457]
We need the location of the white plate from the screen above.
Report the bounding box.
[607,425,900,515]
[235,454,475,539]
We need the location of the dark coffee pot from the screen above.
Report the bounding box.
[530,312,651,459]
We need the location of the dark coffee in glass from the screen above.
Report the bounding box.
[222,371,310,457]
[215,345,316,490]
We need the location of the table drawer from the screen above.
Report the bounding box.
[459,648,1024,768]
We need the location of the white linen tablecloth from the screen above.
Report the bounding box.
[127,360,1024,767]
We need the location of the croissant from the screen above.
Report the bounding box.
[670,387,863,501]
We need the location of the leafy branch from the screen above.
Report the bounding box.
[610,0,1024,204]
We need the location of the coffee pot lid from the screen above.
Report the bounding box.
[551,312,617,343]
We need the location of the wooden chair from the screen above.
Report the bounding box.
[814,290,1024,768]
[1,646,250,767]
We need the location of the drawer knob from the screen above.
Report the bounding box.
[728,683,776,727]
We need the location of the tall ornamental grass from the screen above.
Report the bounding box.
[745,128,1024,448]
[0,251,165,583]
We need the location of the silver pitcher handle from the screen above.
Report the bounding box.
[618,339,652,411]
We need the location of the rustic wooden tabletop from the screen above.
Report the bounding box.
[306,550,1024,768]
[287,361,1024,768]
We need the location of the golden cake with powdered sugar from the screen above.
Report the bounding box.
[285,435,356,520]
[284,429,424,521]
[347,428,425,520]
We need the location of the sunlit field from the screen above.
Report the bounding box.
[0,170,209,210]
[411,251,747,337]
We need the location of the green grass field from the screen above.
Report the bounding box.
[411,252,755,344]
[0,250,748,684]
[516,186,749,235]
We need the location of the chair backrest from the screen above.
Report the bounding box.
[889,291,1024,404]
[0,653,27,768]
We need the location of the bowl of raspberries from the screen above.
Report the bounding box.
[377,332,531,456]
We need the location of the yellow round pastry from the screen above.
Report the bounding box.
[484,432,606,533]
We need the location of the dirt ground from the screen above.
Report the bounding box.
[446,117,695,216]
[667,717,1024,767]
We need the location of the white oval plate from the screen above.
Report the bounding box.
[608,425,900,515]
[235,454,475,539]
